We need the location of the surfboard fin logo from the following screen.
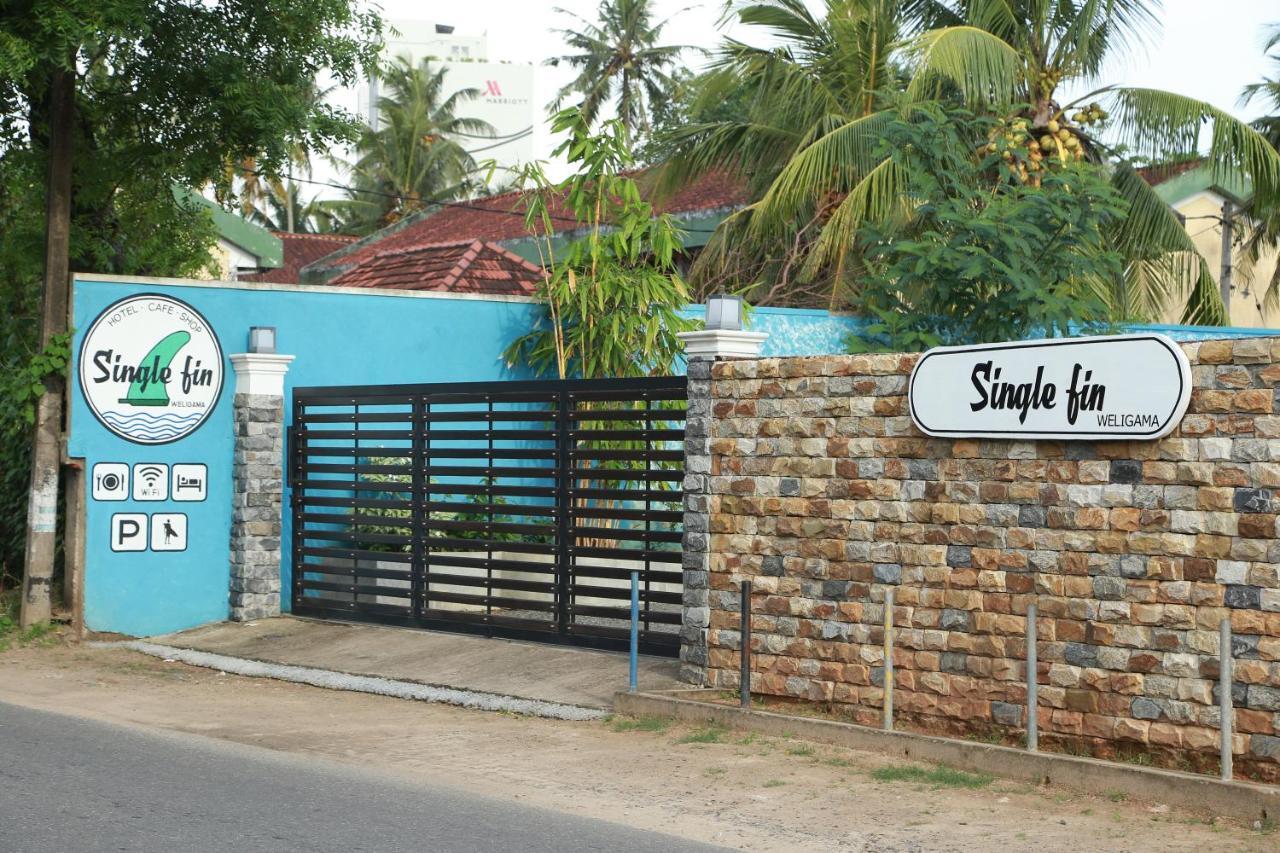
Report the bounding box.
[117,330,191,407]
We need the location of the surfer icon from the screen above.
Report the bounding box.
[162,518,178,545]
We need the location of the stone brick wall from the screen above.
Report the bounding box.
[701,338,1280,781]
[229,392,286,621]
[680,356,714,684]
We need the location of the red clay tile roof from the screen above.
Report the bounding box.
[328,239,541,295]
[241,232,359,284]
[306,169,747,279]
[1136,158,1205,187]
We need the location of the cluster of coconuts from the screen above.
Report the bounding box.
[981,102,1109,187]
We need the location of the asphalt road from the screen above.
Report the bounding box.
[0,701,725,853]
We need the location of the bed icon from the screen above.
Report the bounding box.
[171,464,208,501]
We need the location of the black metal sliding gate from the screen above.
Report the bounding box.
[288,376,687,656]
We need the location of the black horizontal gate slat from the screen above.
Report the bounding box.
[289,375,686,657]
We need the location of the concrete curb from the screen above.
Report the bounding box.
[99,640,608,721]
[616,689,1280,824]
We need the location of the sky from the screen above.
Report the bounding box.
[313,0,1279,191]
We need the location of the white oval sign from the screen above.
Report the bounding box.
[78,294,225,445]
[908,334,1191,440]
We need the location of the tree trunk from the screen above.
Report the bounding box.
[285,172,294,233]
[21,63,75,628]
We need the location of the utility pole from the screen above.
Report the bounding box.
[21,63,75,628]
[1220,199,1234,326]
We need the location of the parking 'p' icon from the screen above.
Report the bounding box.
[111,513,148,552]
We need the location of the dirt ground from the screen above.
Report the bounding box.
[0,638,1275,853]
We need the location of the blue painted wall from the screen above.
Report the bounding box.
[742,310,1280,350]
[68,275,1280,637]
[69,277,543,636]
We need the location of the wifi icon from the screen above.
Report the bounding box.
[132,463,169,501]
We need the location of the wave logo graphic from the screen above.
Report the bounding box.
[101,410,203,442]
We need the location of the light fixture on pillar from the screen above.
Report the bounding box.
[677,294,767,360]
[705,294,743,332]
[232,327,293,397]
[248,326,277,354]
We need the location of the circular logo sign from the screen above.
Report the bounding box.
[78,294,225,445]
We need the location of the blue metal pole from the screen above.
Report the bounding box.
[629,571,639,692]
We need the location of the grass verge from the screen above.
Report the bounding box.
[610,715,672,734]
[870,763,993,790]
[675,723,730,744]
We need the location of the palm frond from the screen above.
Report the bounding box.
[904,25,1025,106]
[1108,161,1226,324]
[749,109,896,232]
[1106,87,1280,205]
[800,154,911,279]
[735,0,826,46]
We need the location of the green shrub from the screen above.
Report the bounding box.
[847,105,1123,353]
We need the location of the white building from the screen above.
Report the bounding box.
[357,20,535,179]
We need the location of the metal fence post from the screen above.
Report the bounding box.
[554,390,572,638]
[1026,603,1038,752]
[1220,617,1233,781]
[629,571,639,693]
[883,586,894,732]
[740,579,752,708]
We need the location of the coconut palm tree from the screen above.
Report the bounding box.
[547,0,694,143]
[1237,24,1280,312]
[665,0,947,303]
[665,0,918,192]
[247,182,346,235]
[338,56,494,235]
[1244,25,1280,149]
[674,0,1280,322]
[659,0,934,304]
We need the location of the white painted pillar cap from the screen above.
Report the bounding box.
[230,353,295,397]
[677,329,769,360]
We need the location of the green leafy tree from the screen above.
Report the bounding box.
[233,81,342,234]
[504,109,691,550]
[902,0,1279,323]
[504,108,695,379]
[846,106,1123,351]
[547,0,695,144]
[0,0,381,620]
[339,56,494,235]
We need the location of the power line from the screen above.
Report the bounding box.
[464,129,533,155]
[451,126,534,141]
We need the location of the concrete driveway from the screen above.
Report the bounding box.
[150,616,682,710]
